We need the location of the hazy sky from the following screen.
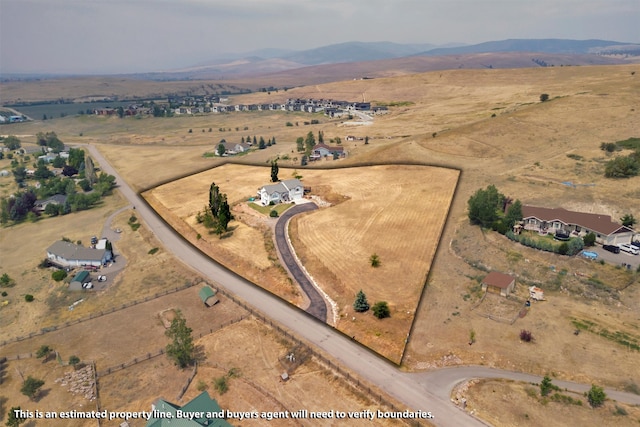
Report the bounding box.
[1,0,638,74]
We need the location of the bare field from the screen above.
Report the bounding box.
[146,163,459,362]
[463,379,640,427]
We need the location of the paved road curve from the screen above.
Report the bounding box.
[274,203,327,321]
[87,145,640,426]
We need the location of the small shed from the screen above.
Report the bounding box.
[70,270,90,291]
[481,271,516,297]
[199,286,219,307]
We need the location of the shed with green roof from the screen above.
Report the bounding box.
[199,286,219,307]
[146,391,231,427]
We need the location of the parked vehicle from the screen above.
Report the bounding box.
[603,244,620,254]
[97,275,107,282]
[631,241,640,250]
[619,243,639,255]
[82,282,93,289]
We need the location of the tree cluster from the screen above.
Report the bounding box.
[506,230,584,256]
[36,132,64,152]
[604,152,640,178]
[2,135,21,150]
[196,182,233,236]
[467,185,523,234]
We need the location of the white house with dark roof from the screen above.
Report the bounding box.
[257,179,304,206]
[46,240,112,268]
[521,205,636,245]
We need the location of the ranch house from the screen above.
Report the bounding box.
[521,205,636,245]
[310,143,345,161]
[46,240,112,268]
[257,179,304,206]
[482,271,516,297]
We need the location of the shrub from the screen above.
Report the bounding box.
[583,232,596,247]
[69,355,80,367]
[540,93,549,102]
[269,210,278,218]
[1,291,7,297]
[214,376,228,394]
[520,330,533,342]
[372,301,390,319]
[587,384,606,407]
[148,247,159,255]
[25,294,34,302]
[52,270,67,281]
[370,253,380,268]
[36,345,51,358]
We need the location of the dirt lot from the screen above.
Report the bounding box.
[462,378,640,427]
[145,164,459,363]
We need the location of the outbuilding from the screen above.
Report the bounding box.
[70,270,91,291]
[199,286,220,307]
[481,271,516,297]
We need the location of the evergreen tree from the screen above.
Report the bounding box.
[271,136,276,145]
[216,195,232,235]
[304,131,315,154]
[271,161,279,182]
[353,290,369,312]
[318,130,324,143]
[165,310,194,368]
[296,137,304,152]
[209,182,220,216]
[253,136,257,145]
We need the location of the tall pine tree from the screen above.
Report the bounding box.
[271,161,279,182]
[353,290,370,312]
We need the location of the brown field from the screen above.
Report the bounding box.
[2,63,640,426]
[146,164,459,362]
[462,379,640,427]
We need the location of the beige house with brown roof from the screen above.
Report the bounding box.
[521,205,635,245]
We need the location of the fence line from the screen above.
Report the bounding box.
[0,280,200,348]
[177,363,198,401]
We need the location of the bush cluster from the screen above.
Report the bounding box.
[505,231,583,255]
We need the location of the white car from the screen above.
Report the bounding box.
[618,243,639,255]
[83,282,93,289]
[98,275,107,282]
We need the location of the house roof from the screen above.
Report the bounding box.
[482,271,515,289]
[521,205,632,236]
[47,241,106,262]
[147,391,231,427]
[35,194,67,207]
[199,286,217,303]
[313,143,344,153]
[260,179,302,195]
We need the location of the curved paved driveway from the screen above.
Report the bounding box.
[274,203,327,321]
[86,145,640,426]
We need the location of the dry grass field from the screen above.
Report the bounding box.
[145,164,459,362]
[2,63,640,425]
[462,379,640,427]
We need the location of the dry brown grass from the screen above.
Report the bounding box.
[146,164,458,362]
[463,379,640,427]
[2,64,640,421]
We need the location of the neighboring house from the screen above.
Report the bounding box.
[310,143,345,160]
[46,240,112,268]
[481,271,516,297]
[199,286,219,307]
[34,194,67,212]
[147,391,231,427]
[257,179,304,205]
[216,142,251,156]
[521,205,636,245]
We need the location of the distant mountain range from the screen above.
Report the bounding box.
[155,38,638,80]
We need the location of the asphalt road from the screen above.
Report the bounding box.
[274,203,327,321]
[87,145,640,426]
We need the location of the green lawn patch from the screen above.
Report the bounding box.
[248,202,294,216]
